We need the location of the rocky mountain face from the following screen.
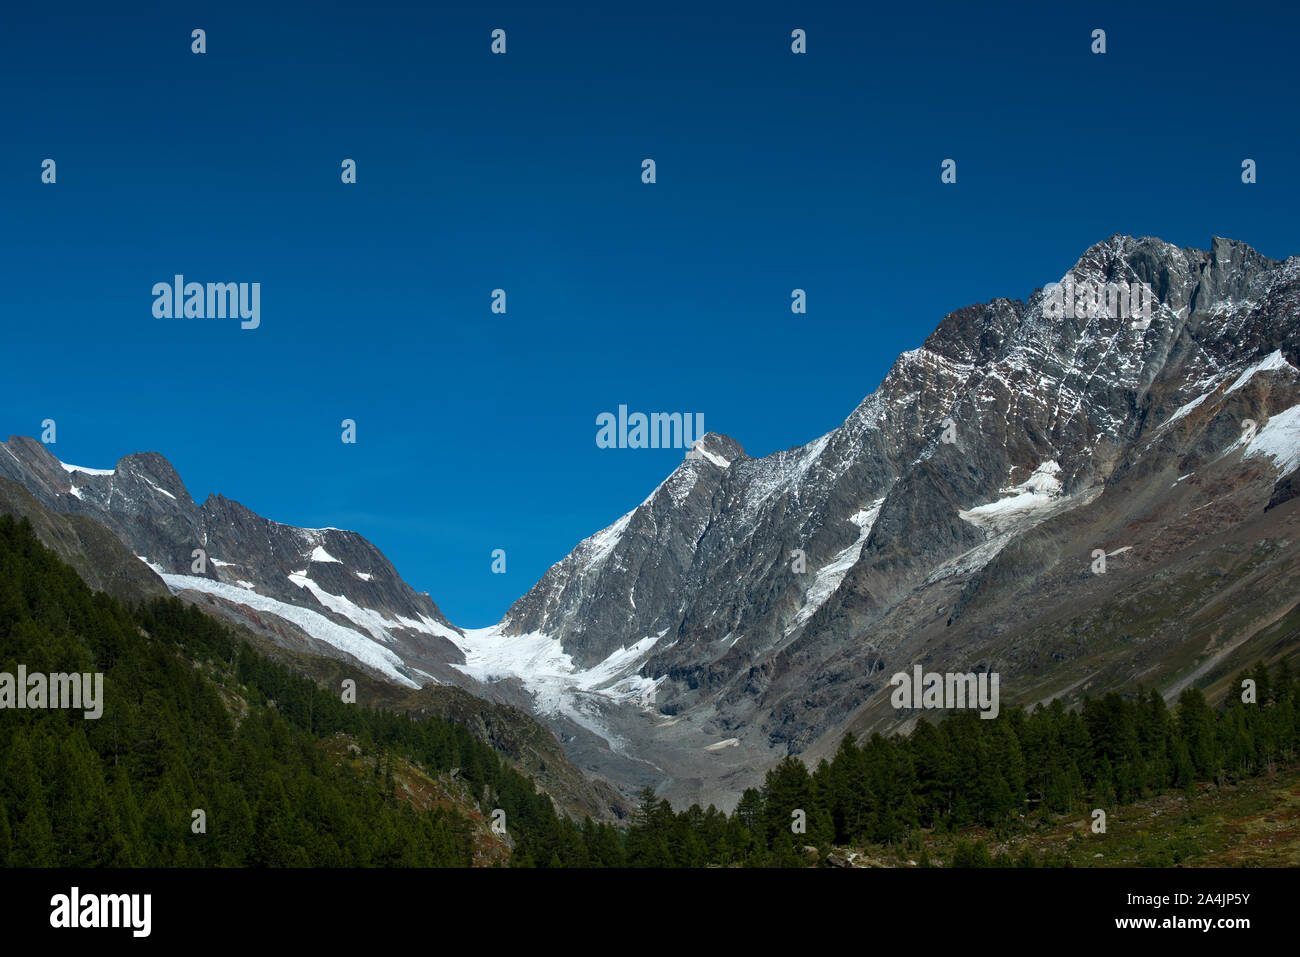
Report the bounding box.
[5,234,1298,812]
[0,436,466,688]
[0,477,169,605]
[489,234,1300,806]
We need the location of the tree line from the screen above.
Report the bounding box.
[1,512,1295,868]
[618,662,1298,866]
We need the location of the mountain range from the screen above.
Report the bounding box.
[5,234,1299,811]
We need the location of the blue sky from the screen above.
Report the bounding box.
[2,1,1296,626]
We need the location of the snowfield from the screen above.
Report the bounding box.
[158,572,420,687]
[449,625,670,750]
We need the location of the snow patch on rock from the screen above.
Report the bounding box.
[786,498,886,635]
[159,573,418,687]
[60,461,114,477]
[1242,403,1300,477]
[958,461,1064,533]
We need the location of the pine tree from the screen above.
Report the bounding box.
[0,729,57,866]
[951,839,993,867]
[760,756,814,848]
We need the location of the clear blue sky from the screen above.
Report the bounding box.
[2,0,1296,626]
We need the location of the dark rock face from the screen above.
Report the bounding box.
[0,477,169,605]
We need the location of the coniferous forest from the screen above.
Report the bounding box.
[1,513,1296,868]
